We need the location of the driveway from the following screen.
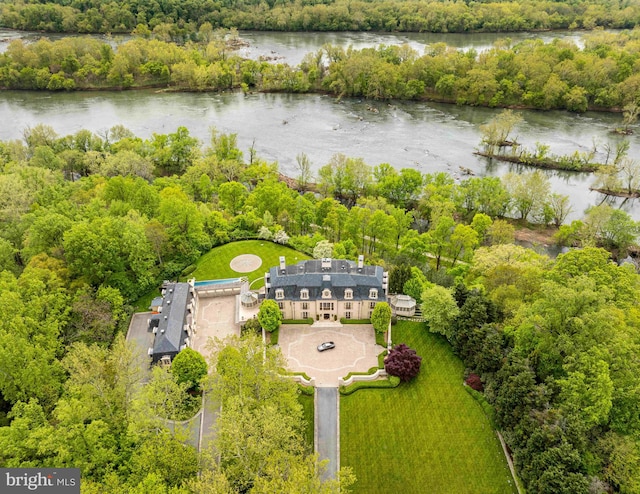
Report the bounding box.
[278,324,384,387]
[316,387,338,481]
[127,312,154,356]
[126,313,154,381]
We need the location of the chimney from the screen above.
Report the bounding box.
[279,256,286,274]
[321,258,332,270]
[358,255,364,269]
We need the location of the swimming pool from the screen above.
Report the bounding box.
[194,278,243,287]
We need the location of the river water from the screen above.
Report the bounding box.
[1,27,591,62]
[0,29,637,220]
[236,30,592,66]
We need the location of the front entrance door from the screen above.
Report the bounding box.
[324,313,330,320]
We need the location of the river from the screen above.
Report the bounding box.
[1,27,593,64]
[236,30,593,66]
[0,28,638,220]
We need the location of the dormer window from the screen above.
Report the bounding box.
[344,289,353,300]
[322,288,332,299]
[369,288,378,299]
[275,289,284,300]
[300,289,309,300]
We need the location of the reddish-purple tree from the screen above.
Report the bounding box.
[465,373,484,392]
[384,343,422,382]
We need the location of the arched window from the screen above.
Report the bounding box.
[322,288,332,299]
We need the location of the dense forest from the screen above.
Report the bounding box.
[1,0,640,34]
[0,123,638,492]
[3,29,640,111]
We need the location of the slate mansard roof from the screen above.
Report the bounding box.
[266,258,385,301]
[153,282,192,357]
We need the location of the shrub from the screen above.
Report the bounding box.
[465,373,484,392]
[241,317,262,336]
[229,230,257,241]
[339,376,401,395]
[377,350,388,369]
[290,371,312,381]
[313,239,334,259]
[181,264,197,277]
[343,367,380,381]
[463,385,497,429]
[282,318,313,324]
[297,384,314,395]
[258,226,273,240]
[269,327,279,345]
[384,343,422,382]
[273,230,289,244]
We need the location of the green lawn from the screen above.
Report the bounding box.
[341,321,517,494]
[133,289,159,312]
[298,392,315,453]
[192,240,311,289]
[132,240,310,311]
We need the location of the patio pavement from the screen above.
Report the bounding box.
[192,295,242,359]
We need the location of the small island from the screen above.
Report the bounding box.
[475,110,605,173]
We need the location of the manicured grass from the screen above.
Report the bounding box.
[298,392,314,453]
[133,289,159,312]
[133,240,310,311]
[192,240,311,289]
[340,321,517,494]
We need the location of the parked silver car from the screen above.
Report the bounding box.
[317,341,335,352]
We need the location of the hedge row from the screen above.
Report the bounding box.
[342,366,380,381]
[463,384,498,429]
[282,318,314,325]
[339,376,400,395]
[377,350,388,369]
[297,384,314,396]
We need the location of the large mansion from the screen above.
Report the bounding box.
[265,256,389,321]
[144,256,415,364]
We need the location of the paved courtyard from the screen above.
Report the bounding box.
[278,324,384,387]
[192,295,243,359]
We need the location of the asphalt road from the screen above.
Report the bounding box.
[316,387,339,481]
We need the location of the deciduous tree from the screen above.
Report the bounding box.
[371,302,391,334]
[171,348,208,392]
[421,284,459,340]
[258,300,283,333]
[384,343,422,381]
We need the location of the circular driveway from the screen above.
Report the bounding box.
[278,324,385,387]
